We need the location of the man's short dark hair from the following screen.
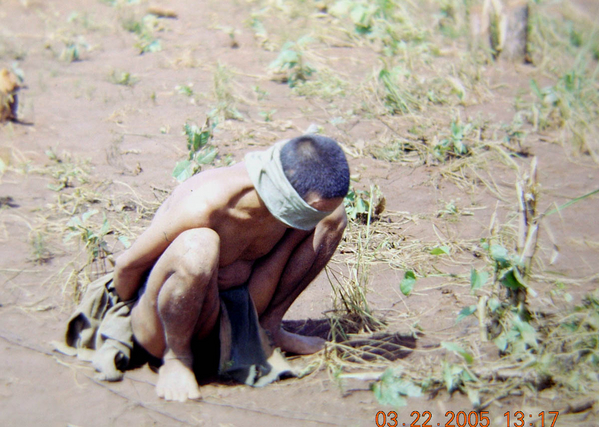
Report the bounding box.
[280,135,350,200]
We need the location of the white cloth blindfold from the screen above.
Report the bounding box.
[245,141,332,230]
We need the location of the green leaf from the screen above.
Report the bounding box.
[494,334,508,352]
[66,216,82,228]
[371,381,407,407]
[82,209,98,223]
[441,341,473,364]
[172,160,193,182]
[512,316,538,349]
[143,39,161,53]
[99,218,110,235]
[118,235,131,249]
[453,139,466,155]
[530,79,542,99]
[488,298,501,312]
[470,268,488,292]
[371,367,422,407]
[430,245,450,255]
[456,305,477,323]
[546,188,599,216]
[442,362,464,392]
[400,270,416,296]
[489,244,509,267]
[195,147,218,165]
[500,268,525,290]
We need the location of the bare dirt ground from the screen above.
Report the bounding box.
[1,0,598,426]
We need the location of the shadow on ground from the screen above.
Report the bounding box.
[283,318,417,361]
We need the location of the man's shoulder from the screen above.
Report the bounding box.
[181,164,253,214]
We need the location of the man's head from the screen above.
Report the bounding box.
[245,135,349,230]
[280,135,350,208]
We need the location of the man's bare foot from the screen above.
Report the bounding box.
[156,357,201,402]
[271,327,325,354]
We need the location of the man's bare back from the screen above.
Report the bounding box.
[113,136,349,402]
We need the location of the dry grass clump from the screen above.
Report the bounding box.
[25,149,161,304]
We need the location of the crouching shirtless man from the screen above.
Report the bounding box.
[113,135,349,402]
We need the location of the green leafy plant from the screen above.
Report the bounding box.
[344,185,385,223]
[176,83,194,97]
[123,14,162,54]
[208,63,243,122]
[269,36,315,87]
[44,149,90,192]
[371,367,422,407]
[109,70,138,86]
[253,85,269,100]
[460,239,537,354]
[258,109,276,122]
[378,64,419,115]
[60,37,89,62]
[64,210,112,269]
[172,122,219,182]
[434,120,472,159]
[399,270,416,296]
[329,0,427,55]
[29,229,53,264]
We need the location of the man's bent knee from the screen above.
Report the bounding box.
[173,228,220,281]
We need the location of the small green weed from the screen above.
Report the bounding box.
[29,229,53,264]
[269,36,315,87]
[377,63,420,115]
[253,85,269,100]
[344,185,385,223]
[371,367,422,407]
[109,70,138,86]
[64,209,111,264]
[524,66,599,159]
[436,0,471,40]
[258,109,276,122]
[176,83,194,97]
[329,0,428,55]
[59,37,89,62]
[172,122,220,182]
[434,119,472,160]
[43,149,90,192]
[209,63,243,122]
[122,14,162,54]
[291,67,348,101]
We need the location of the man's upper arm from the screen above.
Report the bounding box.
[119,203,205,272]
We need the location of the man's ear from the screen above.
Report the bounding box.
[305,193,344,212]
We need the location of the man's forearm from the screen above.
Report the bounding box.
[113,253,146,301]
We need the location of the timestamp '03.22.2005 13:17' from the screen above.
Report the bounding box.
[375,410,560,427]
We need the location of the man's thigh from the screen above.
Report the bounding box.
[130,228,221,358]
